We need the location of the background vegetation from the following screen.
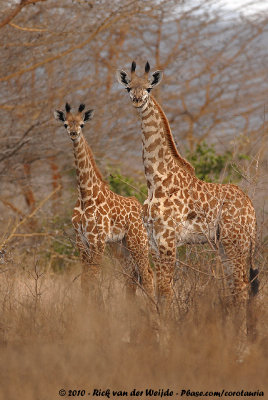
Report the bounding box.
[0,0,267,399]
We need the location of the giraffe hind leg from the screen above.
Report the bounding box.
[219,241,250,354]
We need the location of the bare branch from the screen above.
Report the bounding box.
[0,7,141,82]
[0,185,61,251]
[0,0,47,30]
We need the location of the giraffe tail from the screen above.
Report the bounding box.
[250,268,259,296]
[249,239,259,297]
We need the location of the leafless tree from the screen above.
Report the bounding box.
[0,0,267,250]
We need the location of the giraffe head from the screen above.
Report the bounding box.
[116,61,163,108]
[54,103,94,141]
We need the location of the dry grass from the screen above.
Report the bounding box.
[0,249,267,400]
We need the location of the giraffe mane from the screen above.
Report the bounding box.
[150,95,195,176]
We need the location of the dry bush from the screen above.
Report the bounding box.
[0,237,267,400]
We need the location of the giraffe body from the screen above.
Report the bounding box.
[141,97,256,304]
[54,103,154,304]
[117,63,258,320]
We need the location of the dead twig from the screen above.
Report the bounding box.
[0,185,61,251]
[109,174,146,199]
[12,233,52,237]
[8,21,48,32]
[0,198,25,217]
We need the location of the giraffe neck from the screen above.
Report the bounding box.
[138,95,195,192]
[72,133,106,203]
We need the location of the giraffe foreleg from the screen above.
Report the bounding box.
[118,242,139,300]
[148,222,176,318]
[154,256,175,314]
[152,247,176,318]
[76,234,105,308]
[124,233,155,304]
[123,232,159,344]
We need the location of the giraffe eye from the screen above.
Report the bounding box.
[126,87,131,92]
[80,124,84,128]
[64,123,68,128]
[147,88,151,93]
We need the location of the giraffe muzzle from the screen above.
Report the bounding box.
[132,97,145,108]
[70,131,78,139]
[133,96,142,103]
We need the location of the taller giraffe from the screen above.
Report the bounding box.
[117,61,259,322]
[54,103,154,305]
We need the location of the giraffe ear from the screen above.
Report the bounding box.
[83,109,94,122]
[54,110,65,122]
[116,69,130,87]
[150,70,163,88]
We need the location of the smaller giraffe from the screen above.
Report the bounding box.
[54,103,154,306]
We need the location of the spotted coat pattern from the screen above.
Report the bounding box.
[117,63,257,317]
[54,104,154,303]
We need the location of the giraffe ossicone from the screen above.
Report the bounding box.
[54,103,155,306]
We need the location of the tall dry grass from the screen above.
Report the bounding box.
[0,245,267,400]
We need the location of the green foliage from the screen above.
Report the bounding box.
[47,237,79,273]
[41,213,79,272]
[51,239,76,257]
[105,142,248,201]
[107,169,147,203]
[186,142,247,183]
